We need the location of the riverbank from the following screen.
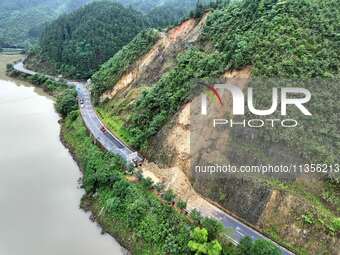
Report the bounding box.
[60,114,196,254]
[6,62,69,97]
[59,118,133,255]
[0,48,24,55]
[0,53,126,255]
[6,56,288,255]
[0,54,22,79]
[5,61,213,254]
[3,55,129,254]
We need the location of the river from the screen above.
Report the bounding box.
[0,54,125,255]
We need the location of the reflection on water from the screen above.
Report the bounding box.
[0,54,124,255]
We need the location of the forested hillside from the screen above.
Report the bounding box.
[0,0,207,47]
[0,0,97,46]
[92,29,160,100]
[146,0,196,27]
[115,0,197,27]
[29,0,213,79]
[91,0,340,253]
[201,0,340,163]
[127,0,340,166]
[34,2,148,79]
[115,0,194,14]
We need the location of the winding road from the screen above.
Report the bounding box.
[76,82,143,164]
[12,60,294,255]
[13,61,143,165]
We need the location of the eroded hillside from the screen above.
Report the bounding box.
[98,14,209,120]
[91,1,340,254]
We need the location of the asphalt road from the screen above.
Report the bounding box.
[76,82,142,163]
[12,61,294,255]
[13,61,142,164]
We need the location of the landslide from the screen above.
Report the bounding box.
[91,1,340,254]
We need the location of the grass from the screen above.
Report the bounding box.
[96,107,133,145]
[265,179,340,235]
[264,225,309,255]
[62,112,239,255]
[61,114,169,254]
[81,193,163,254]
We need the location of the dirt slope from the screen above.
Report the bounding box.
[100,14,209,119]
[97,15,339,254]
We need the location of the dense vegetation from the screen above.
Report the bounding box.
[116,0,219,28]
[6,65,69,95]
[116,0,194,15]
[28,74,68,95]
[224,237,281,255]
[145,0,196,27]
[62,111,281,254]
[0,0,217,47]
[31,0,209,79]
[202,0,340,164]
[0,0,96,47]
[203,0,340,78]
[37,1,148,79]
[91,29,160,100]
[128,48,224,149]
[124,0,340,164]
[64,116,194,254]
[55,89,78,117]
[90,2,339,251]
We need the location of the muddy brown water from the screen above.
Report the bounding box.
[0,54,125,255]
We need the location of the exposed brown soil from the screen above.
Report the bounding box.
[100,14,210,119]
[144,66,253,215]
[96,13,339,254]
[258,190,340,254]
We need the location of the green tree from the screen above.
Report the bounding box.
[177,199,187,210]
[331,218,340,232]
[91,28,160,100]
[55,88,77,117]
[202,217,225,240]
[141,177,154,190]
[188,227,222,255]
[237,237,253,255]
[126,196,149,228]
[250,239,281,255]
[38,1,149,79]
[190,209,204,225]
[162,189,176,203]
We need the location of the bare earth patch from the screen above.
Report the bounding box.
[142,67,252,216]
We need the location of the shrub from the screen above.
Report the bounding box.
[56,88,78,117]
[331,218,340,232]
[302,212,314,225]
[177,199,187,210]
[162,189,176,203]
[141,177,154,190]
[202,217,225,241]
[188,227,222,255]
[154,182,165,193]
[190,209,204,225]
[238,236,253,255]
[250,239,281,255]
[91,28,160,100]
